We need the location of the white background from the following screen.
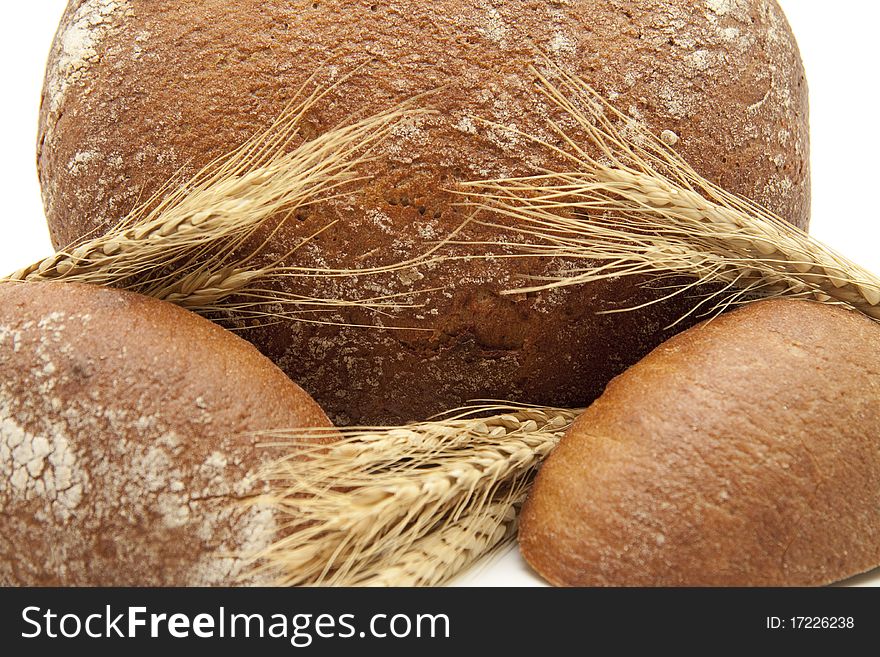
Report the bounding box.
[1,3,878,587]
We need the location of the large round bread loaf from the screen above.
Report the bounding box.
[0,281,332,586]
[38,0,810,424]
[519,299,880,586]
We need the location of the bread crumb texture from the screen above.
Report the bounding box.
[0,282,330,586]
[38,0,810,424]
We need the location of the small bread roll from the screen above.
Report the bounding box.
[0,281,332,586]
[520,299,880,586]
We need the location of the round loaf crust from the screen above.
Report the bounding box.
[0,281,332,586]
[38,0,810,424]
[519,299,880,587]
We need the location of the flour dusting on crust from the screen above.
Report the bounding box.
[0,294,281,586]
[0,397,86,524]
[45,0,131,113]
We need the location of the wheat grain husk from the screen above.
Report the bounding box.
[244,404,580,586]
[7,85,436,326]
[461,66,880,322]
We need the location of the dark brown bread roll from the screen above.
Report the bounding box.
[519,299,880,586]
[38,0,810,424]
[0,281,332,586]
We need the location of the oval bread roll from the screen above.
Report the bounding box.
[38,0,809,424]
[0,281,332,586]
[520,299,880,586]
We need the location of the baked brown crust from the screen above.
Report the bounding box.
[0,281,331,586]
[38,0,810,424]
[519,299,880,586]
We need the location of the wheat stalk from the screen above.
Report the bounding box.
[356,489,525,587]
[245,403,580,586]
[5,83,433,324]
[458,65,880,322]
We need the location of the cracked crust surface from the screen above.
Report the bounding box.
[519,299,880,586]
[0,281,331,586]
[38,0,810,424]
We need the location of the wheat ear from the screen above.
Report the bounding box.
[355,488,526,587]
[5,87,430,323]
[459,65,880,321]
[245,404,580,586]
